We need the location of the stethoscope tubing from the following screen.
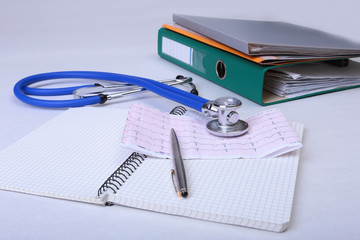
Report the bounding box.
[14,71,209,111]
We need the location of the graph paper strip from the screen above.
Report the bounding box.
[121,104,302,159]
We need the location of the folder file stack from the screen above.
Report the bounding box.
[158,14,360,105]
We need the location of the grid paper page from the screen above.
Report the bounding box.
[121,104,302,159]
[0,107,134,204]
[107,122,304,232]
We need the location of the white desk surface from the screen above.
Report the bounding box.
[1,1,359,239]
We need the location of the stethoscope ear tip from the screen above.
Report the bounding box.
[190,89,199,95]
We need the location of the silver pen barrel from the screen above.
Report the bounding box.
[170,128,188,198]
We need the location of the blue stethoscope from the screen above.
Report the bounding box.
[14,71,248,137]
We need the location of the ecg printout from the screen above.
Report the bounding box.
[121,104,302,159]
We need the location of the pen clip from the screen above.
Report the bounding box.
[171,169,181,197]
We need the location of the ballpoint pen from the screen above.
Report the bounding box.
[170,128,188,198]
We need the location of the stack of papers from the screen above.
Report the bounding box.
[264,60,360,98]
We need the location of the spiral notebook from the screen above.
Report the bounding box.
[0,106,304,232]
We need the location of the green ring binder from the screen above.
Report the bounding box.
[158,27,360,106]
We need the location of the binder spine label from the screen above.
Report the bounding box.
[162,37,193,65]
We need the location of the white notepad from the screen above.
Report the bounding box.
[0,107,304,232]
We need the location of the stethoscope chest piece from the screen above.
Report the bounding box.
[203,97,249,137]
[206,118,249,137]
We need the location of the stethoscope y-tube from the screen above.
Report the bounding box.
[14,71,249,137]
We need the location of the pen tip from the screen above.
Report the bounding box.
[181,191,188,198]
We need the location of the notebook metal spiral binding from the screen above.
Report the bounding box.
[97,106,187,199]
[97,152,147,197]
[169,106,187,116]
